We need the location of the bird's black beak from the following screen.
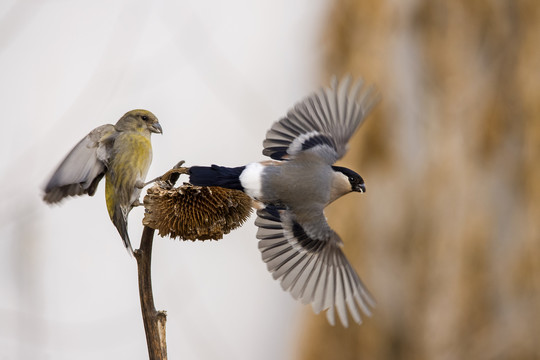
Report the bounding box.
[150,122,163,134]
[355,183,366,193]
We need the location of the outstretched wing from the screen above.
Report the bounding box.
[43,124,116,203]
[255,205,375,327]
[262,76,379,164]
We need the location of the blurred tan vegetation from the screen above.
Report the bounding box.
[298,1,540,359]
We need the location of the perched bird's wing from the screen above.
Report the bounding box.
[43,124,116,203]
[263,77,379,164]
[255,205,375,327]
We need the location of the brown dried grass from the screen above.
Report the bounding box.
[298,1,540,359]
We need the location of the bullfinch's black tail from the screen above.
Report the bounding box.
[189,165,246,191]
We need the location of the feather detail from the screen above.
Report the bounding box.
[262,77,379,164]
[255,206,375,327]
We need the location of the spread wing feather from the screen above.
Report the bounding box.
[255,206,375,327]
[43,124,116,203]
[263,77,379,164]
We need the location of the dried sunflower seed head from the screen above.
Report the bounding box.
[143,182,252,241]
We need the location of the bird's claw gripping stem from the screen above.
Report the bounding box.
[144,160,189,189]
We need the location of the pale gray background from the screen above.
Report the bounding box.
[0,0,328,358]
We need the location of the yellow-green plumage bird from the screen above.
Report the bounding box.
[43,109,162,255]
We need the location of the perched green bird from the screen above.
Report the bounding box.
[43,109,163,254]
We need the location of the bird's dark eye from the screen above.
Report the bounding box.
[141,115,149,121]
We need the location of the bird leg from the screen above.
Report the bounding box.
[135,161,190,208]
[144,161,189,188]
[132,199,143,207]
[128,180,147,208]
[135,180,146,189]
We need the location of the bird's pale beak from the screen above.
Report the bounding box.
[355,183,366,193]
[150,122,163,134]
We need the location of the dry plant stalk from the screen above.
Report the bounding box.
[136,163,252,359]
[143,182,253,241]
[134,227,167,360]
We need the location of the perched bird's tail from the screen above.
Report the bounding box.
[189,165,246,191]
[112,208,134,256]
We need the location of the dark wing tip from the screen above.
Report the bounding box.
[43,184,89,204]
[42,172,105,204]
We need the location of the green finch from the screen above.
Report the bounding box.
[43,109,163,255]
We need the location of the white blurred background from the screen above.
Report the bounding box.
[0,0,330,358]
